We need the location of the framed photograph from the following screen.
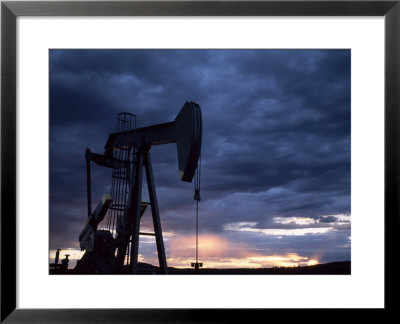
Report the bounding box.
[2,0,399,322]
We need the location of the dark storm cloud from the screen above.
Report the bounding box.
[50,49,351,264]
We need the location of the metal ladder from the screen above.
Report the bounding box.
[105,112,136,266]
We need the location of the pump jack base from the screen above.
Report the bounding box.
[191,262,203,272]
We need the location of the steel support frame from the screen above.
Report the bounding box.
[144,151,168,274]
[128,147,145,274]
[115,145,168,274]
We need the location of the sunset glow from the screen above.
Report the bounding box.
[223,221,333,236]
[307,259,319,266]
[134,234,321,269]
[273,216,316,225]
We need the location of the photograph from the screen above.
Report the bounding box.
[49,49,351,275]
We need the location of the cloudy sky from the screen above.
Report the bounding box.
[49,49,351,269]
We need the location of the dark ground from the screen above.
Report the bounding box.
[168,261,351,275]
[169,261,351,275]
[50,261,351,275]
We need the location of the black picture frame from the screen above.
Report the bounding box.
[1,0,399,322]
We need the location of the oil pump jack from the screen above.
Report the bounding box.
[75,101,202,274]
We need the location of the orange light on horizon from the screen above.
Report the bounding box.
[162,253,320,269]
[158,233,321,269]
[307,259,319,266]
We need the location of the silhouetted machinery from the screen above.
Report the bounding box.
[49,249,70,273]
[75,102,202,274]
